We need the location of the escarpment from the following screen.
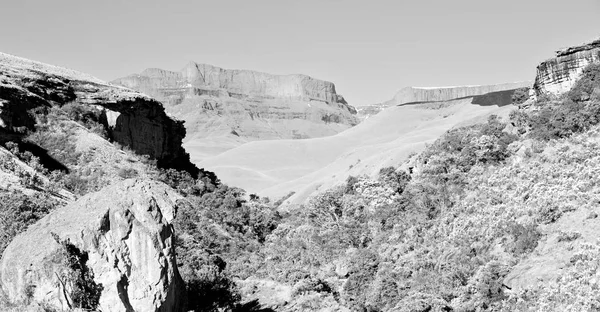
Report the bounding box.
[392,82,531,105]
[534,38,600,95]
[112,62,358,157]
[0,179,185,312]
[0,52,196,174]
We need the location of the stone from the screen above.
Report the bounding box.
[534,38,600,96]
[0,179,185,312]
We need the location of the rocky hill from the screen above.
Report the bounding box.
[0,52,197,174]
[534,38,600,95]
[112,62,359,161]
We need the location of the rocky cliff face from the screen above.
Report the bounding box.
[112,63,358,159]
[117,62,350,106]
[534,39,600,95]
[0,179,184,312]
[0,52,195,173]
[393,82,531,105]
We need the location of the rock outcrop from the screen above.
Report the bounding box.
[534,38,600,96]
[392,82,531,105]
[0,179,185,312]
[0,52,196,173]
[112,62,359,159]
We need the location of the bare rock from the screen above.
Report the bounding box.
[0,179,185,312]
[392,82,531,105]
[111,62,359,156]
[534,38,600,96]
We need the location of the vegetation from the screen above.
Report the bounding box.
[51,233,104,310]
[3,63,600,311]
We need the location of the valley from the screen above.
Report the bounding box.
[1,25,600,312]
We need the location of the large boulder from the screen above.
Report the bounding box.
[0,179,185,312]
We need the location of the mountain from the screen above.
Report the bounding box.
[196,83,531,204]
[392,82,531,105]
[355,82,530,121]
[112,63,359,161]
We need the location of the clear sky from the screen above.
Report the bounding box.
[1,0,600,106]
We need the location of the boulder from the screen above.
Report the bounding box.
[0,179,185,312]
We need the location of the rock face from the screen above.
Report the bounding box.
[0,179,185,312]
[112,62,359,159]
[534,38,600,95]
[392,82,531,105]
[0,52,195,173]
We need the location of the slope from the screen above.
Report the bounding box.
[197,86,526,204]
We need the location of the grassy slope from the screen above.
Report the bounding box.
[196,97,517,203]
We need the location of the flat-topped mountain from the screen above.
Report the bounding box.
[392,82,531,105]
[112,63,359,161]
[356,82,531,120]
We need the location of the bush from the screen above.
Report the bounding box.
[0,190,58,254]
[51,233,103,310]
[511,87,530,105]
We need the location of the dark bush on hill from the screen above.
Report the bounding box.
[511,87,530,105]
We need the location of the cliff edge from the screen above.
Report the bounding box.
[0,52,197,175]
[534,38,600,95]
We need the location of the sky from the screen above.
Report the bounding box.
[1,0,600,106]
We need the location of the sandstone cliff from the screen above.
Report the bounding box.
[112,62,359,160]
[0,179,185,312]
[392,82,531,105]
[534,38,600,95]
[0,52,196,174]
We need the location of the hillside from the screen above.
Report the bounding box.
[197,83,530,204]
[112,63,359,160]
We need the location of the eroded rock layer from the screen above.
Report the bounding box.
[0,52,195,173]
[393,82,531,105]
[0,179,185,312]
[534,39,600,95]
[112,62,359,153]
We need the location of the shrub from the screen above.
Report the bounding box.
[511,87,531,105]
[51,233,103,310]
[0,190,58,254]
[556,231,581,242]
[506,223,541,256]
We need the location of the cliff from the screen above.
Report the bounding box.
[534,39,600,95]
[116,62,351,105]
[0,179,185,311]
[0,52,196,174]
[112,63,359,160]
[392,82,532,105]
